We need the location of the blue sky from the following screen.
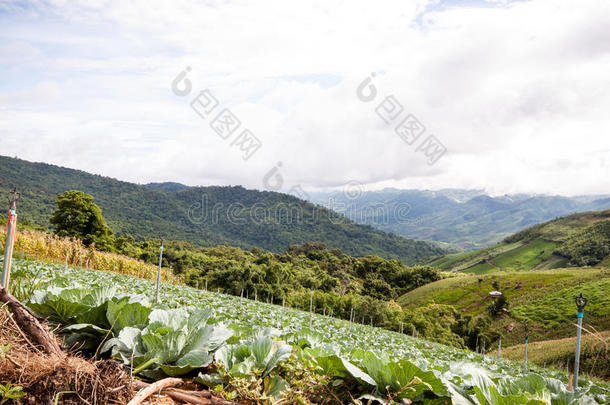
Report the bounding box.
[0,0,608,196]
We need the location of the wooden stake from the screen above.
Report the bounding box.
[524,333,529,373]
[309,289,313,328]
[154,239,164,303]
[349,305,353,328]
[497,337,502,359]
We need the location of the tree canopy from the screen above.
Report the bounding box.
[49,190,114,251]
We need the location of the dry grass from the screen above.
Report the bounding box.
[502,328,610,380]
[0,306,134,404]
[0,228,179,284]
[0,306,218,404]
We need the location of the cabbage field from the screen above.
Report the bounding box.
[9,259,610,404]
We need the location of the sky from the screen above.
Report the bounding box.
[0,0,608,197]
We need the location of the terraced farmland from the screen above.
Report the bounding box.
[428,210,609,274]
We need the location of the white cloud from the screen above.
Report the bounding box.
[0,0,608,196]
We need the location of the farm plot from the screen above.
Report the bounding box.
[7,259,610,404]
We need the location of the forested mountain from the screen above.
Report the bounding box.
[145,182,191,192]
[309,189,610,250]
[0,155,442,263]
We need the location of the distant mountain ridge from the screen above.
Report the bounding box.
[308,188,610,250]
[145,182,191,192]
[0,155,442,264]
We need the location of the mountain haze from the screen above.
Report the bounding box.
[309,189,610,250]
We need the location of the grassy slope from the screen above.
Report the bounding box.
[511,278,610,329]
[401,211,610,372]
[427,210,610,273]
[399,269,604,312]
[399,268,610,346]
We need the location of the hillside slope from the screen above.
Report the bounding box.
[399,268,610,347]
[310,189,610,250]
[427,210,610,274]
[0,155,442,263]
[400,212,610,348]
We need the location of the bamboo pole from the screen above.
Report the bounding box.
[154,239,164,303]
[497,337,502,359]
[523,332,529,373]
[309,288,313,328]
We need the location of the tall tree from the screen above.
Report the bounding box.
[49,190,114,251]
